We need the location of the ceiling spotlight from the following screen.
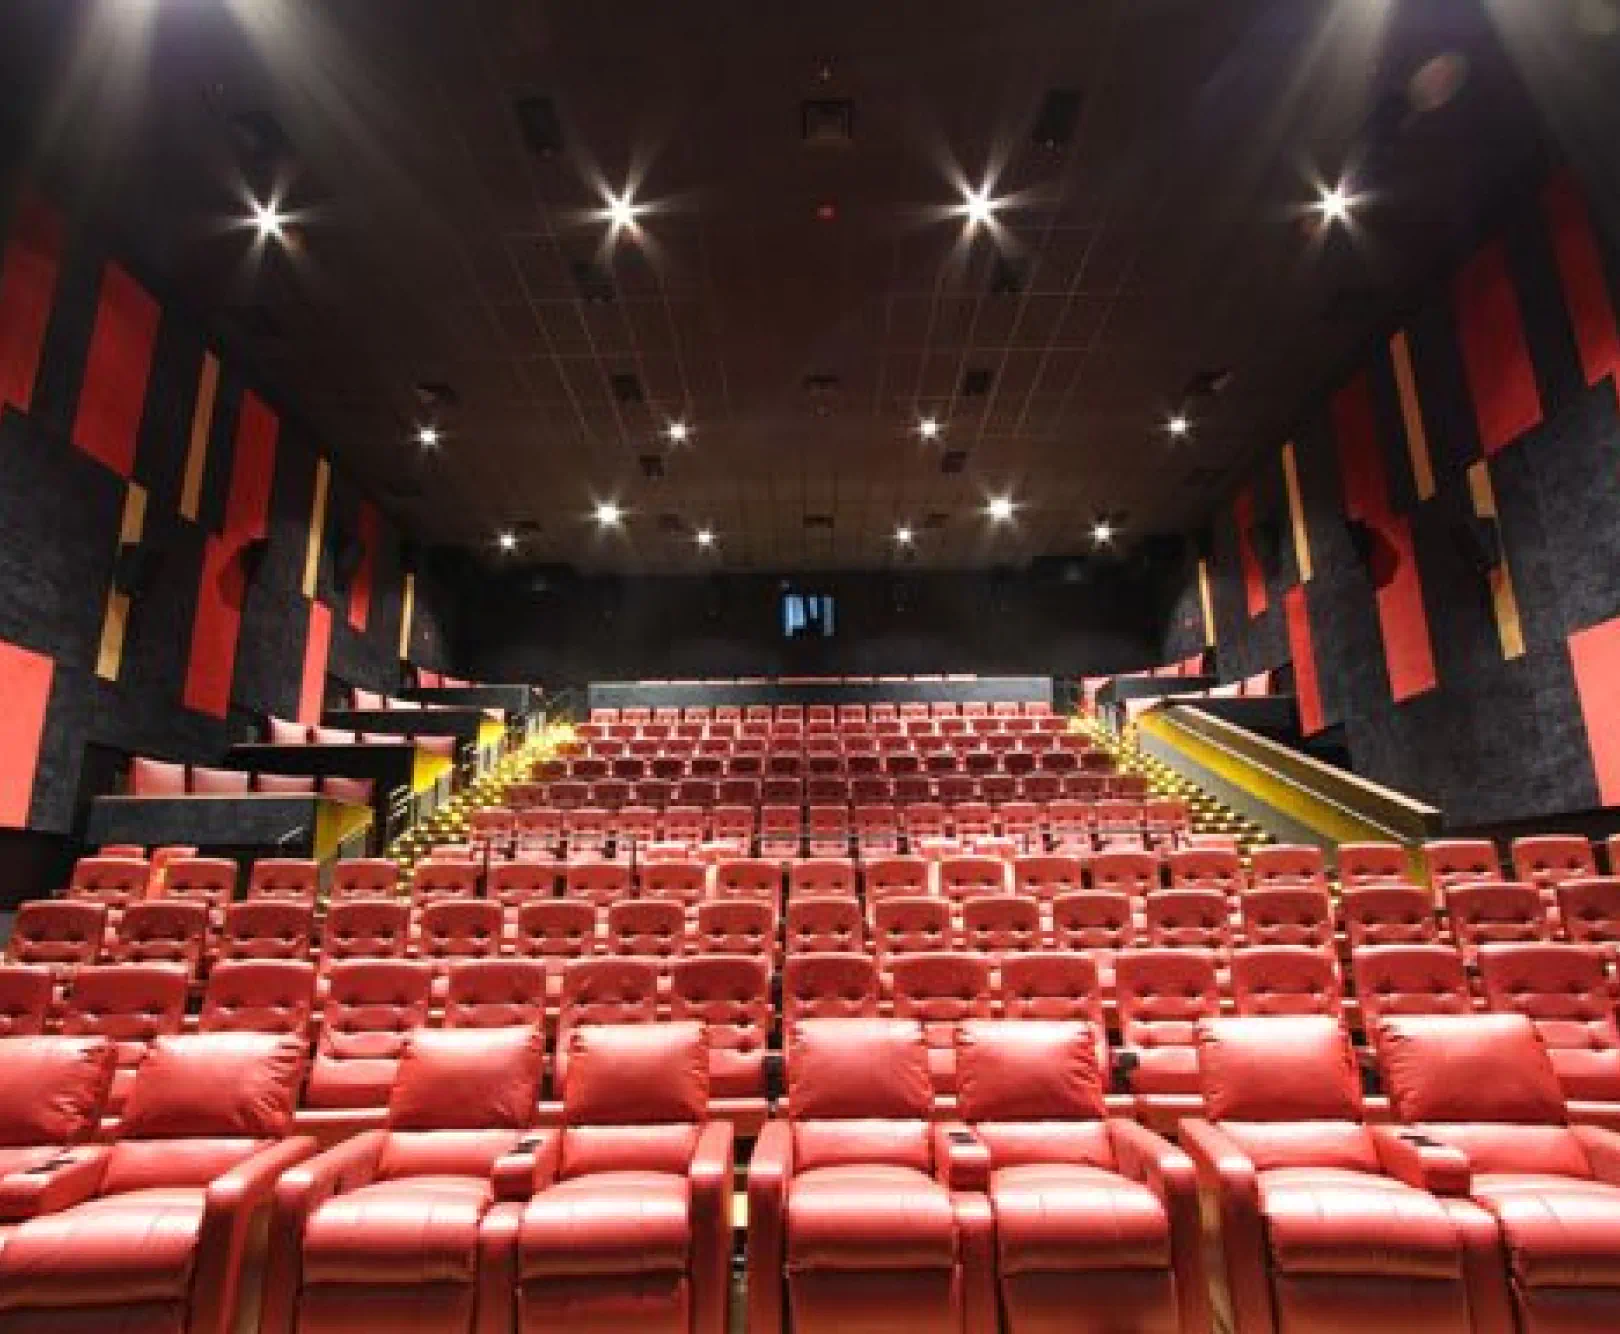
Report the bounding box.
[894,525,914,545]
[248,197,287,243]
[1091,519,1115,545]
[497,531,517,553]
[604,188,642,233]
[695,528,715,548]
[1315,180,1356,227]
[917,416,941,441]
[665,420,689,444]
[986,495,1016,523]
[415,424,440,449]
[1167,413,1190,439]
[594,501,623,526]
[962,185,1000,229]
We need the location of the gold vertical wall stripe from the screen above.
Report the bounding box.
[1197,558,1216,648]
[1466,460,1527,661]
[179,352,218,522]
[97,483,149,681]
[1281,441,1312,582]
[1390,330,1436,501]
[399,572,416,659]
[302,458,330,599]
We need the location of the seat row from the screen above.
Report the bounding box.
[8,1012,1620,1333]
[125,755,375,804]
[589,698,1055,724]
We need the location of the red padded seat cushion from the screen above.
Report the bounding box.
[0,1188,205,1306]
[0,1037,116,1146]
[990,1164,1169,1273]
[1257,1168,1463,1279]
[1470,1175,1620,1287]
[521,1172,692,1276]
[302,1176,493,1285]
[787,1165,956,1270]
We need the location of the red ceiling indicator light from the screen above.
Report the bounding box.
[815,201,838,223]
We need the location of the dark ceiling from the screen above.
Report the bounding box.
[1,0,1612,572]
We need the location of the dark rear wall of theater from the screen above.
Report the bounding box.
[1161,168,1620,832]
[452,565,1166,687]
[0,182,458,863]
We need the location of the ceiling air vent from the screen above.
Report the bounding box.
[940,449,968,475]
[638,453,666,479]
[514,95,564,158]
[571,260,616,304]
[803,514,835,531]
[922,511,949,530]
[610,372,644,403]
[414,380,458,410]
[802,99,854,147]
[1181,368,1233,400]
[961,367,994,397]
[1032,88,1083,151]
[656,512,685,534]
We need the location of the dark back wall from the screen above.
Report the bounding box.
[456,565,1164,686]
[1162,167,1620,830]
[0,179,456,862]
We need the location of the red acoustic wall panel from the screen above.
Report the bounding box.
[1454,239,1543,455]
[71,262,159,477]
[0,193,62,415]
[1332,373,1437,704]
[1233,487,1268,618]
[182,391,280,718]
[1544,170,1620,389]
[298,600,333,726]
[0,638,54,828]
[1570,615,1620,807]
[346,501,378,633]
[1283,584,1325,736]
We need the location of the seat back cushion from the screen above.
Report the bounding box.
[0,1036,117,1146]
[389,1026,546,1131]
[1378,1013,1566,1125]
[789,1018,934,1172]
[559,1021,708,1179]
[956,1019,1106,1122]
[118,1032,306,1138]
[1199,1016,1364,1122]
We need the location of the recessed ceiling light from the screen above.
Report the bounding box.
[665,420,689,444]
[917,416,941,441]
[594,501,623,526]
[248,197,286,243]
[986,495,1016,523]
[894,525,914,545]
[1315,179,1356,226]
[1091,519,1115,545]
[416,424,439,448]
[1167,413,1190,439]
[962,185,1000,228]
[695,528,715,548]
[605,188,641,232]
[497,531,517,552]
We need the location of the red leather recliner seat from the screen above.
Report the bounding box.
[514,1022,732,1334]
[748,1017,995,1334]
[1182,1015,1509,1334]
[0,1031,315,1333]
[937,1019,1212,1333]
[1377,1011,1620,1331]
[265,1024,546,1334]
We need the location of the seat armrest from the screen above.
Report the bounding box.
[689,1121,736,1334]
[1179,1118,1268,1334]
[193,1136,319,1334]
[746,1120,793,1334]
[1574,1125,1620,1186]
[0,1146,111,1220]
[493,1130,558,1201]
[932,1122,991,1191]
[1370,1125,1471,1195]
[262,1131,385,1334]
[1110,1119,1212,1334]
